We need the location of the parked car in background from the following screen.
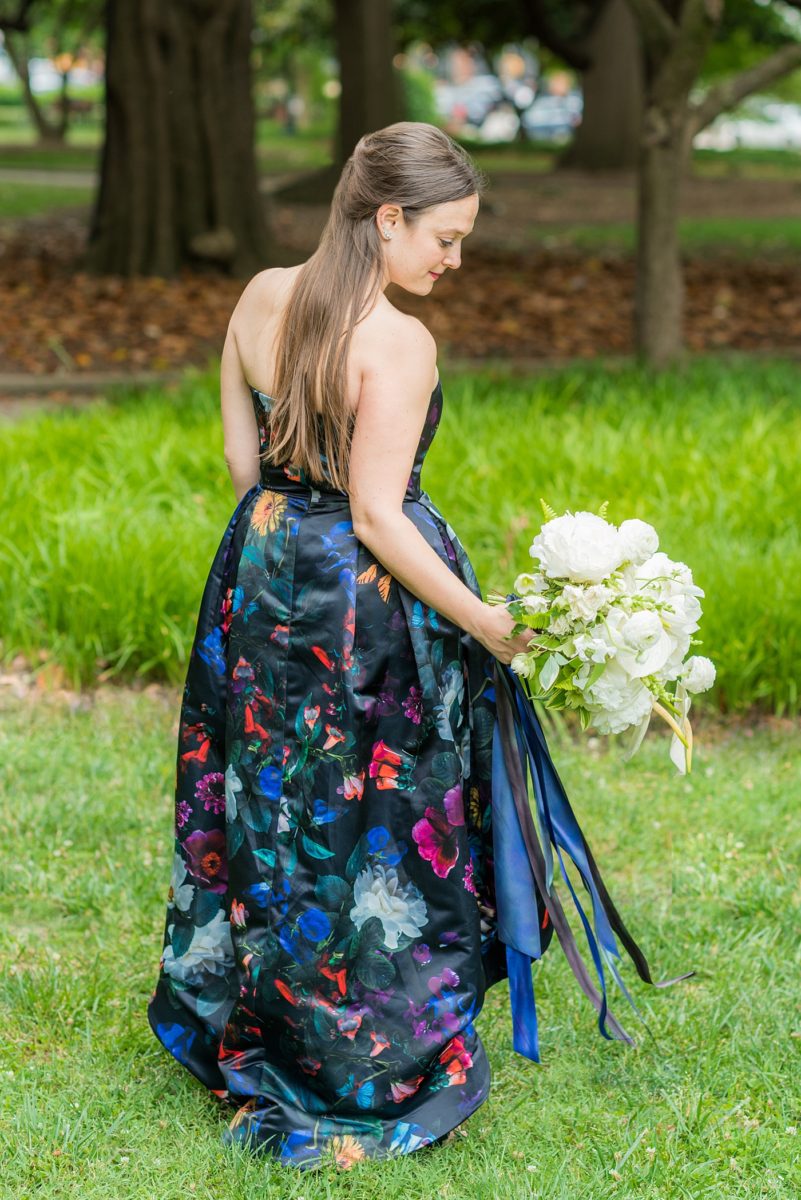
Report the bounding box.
[694,98,801,150]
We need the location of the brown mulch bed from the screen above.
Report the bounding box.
[2,197,801,388]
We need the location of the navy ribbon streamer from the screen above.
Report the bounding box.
[490,658,695,1063]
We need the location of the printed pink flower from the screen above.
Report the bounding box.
[337,770,365,802]
[303,705,320,733]
[402,685,424,724]
[463,859,478,895]
[183,828,228,893]
[412,806,460,878]
[195,771,225,814]
[175,799,191,830]
[443,783,465,826]
[390,1074,425,1103]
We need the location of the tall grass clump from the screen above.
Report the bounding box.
[0,358,798,714]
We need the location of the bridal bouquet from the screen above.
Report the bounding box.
[488,501,715,774]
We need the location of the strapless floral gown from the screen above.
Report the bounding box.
[147,375,688,1171]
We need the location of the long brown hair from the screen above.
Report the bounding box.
[264,121,487,491]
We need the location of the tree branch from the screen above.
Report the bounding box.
[623,0,677,55]
[689,41,801,134]
[0,0,37,34]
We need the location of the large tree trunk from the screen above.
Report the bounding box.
[635,106,687,364]
[562,0,643,170]
[274,0,403,206]
[86,0,269,277]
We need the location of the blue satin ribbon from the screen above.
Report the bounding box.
[490,659,694,1064]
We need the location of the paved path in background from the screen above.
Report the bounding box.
[0,167,296,191]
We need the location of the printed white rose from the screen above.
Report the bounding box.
[562,583,614,622]
[585,661,654,734]
[514,571,549,595]
[162,909,234,986]
[225,763,243,822]
[350,864,429,950]
[530,511,625,584]
[168,852,195,913]
[680,655,716,693]
[617,518,659,566]
[615,610,675,677]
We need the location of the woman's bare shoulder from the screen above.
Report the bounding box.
[230,265,302,330]
[355,301,438,388]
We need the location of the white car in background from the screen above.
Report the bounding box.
[693,98,801,150]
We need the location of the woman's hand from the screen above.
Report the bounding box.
[472,601,539,665]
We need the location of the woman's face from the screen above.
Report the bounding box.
[376,193,479,295]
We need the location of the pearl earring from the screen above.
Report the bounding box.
[383,229,392,240]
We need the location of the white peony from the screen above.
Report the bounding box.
[162,910,234,986]
[350,864,428,950]
[530,512,625,584]
[562,583,614,622]
[617,518,659,566]
[168,852,195,913]
[680,655,716,693]
[585,660,654,734]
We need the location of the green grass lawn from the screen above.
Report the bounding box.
[0,685,797,1198]
[0,181,94,218]
[0,358,797,715]
[529,216,801,257]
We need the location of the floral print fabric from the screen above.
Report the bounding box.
[147,379,539,1170]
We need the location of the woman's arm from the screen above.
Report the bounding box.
[348,318,532,663]
[220,322,261,501]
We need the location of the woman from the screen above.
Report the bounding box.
[147,122,672,1171]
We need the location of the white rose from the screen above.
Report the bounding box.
[572,631,616,664]
[585,661,654,734]
[661,591,702,640]
[680,655,716,693]
[548,613,573,636]
[521,594,550,614]
[636,553,705,604]
[530,511,625,584]
[225,763,243,823]
[617,518,659,566]
[562,583,614,622]
[168,852,195,913]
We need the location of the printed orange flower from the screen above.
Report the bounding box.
[251,489,287,534]
[331,1134,366,1170]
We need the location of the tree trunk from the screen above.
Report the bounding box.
[86,0,269,278]
[562,0,644,170]
[4,33,66,145]
[635,105,687,364]
[273,0,403,207]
